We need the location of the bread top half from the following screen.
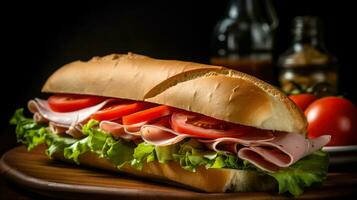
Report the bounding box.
[42,53,307,134]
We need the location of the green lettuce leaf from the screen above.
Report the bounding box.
[268,150,329,197]
[10,108,78,155]
[173,139,211,171]
[46,132,78,157]
[63,137,90,163]
[155,144,179,163]
[82,120,109,155]
[10,108,48,150]
[11,110,134,168]
[105,137,134,168]
[62,120,109,163]
[10,108,30,125]
[172,139,245,172]
[131,143,181,170]
[63,119,134,167]
[131,142,156,169]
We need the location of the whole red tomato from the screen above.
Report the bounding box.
[289,94,318,111]
[305,97,357,146]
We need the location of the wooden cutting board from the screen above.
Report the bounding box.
[1,145,356,200]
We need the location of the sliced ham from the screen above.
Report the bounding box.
[198,132,275,154]
[29,98,110,139]
[99,121,146,140]
[238,133,331,172]
[33,112,49,124]
[48,122,68,134]
[28,98,110,127]
[239,150,281,172]
[200,132,330,172]
[47,121,84,138]
[205,141,242,154]
[141,125,191,146]
[99,117,190,145]
[140,117,191,146]
[66,125,84,139]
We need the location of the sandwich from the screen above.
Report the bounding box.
[10,53,330,197]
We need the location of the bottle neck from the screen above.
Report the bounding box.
[291,16,326,50]
[227,0,261,20]
[293,34,323,48]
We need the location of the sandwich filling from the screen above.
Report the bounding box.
[11,94,330,197]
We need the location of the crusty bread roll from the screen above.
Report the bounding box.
[42,53,307,134]
[52,151,277,192]
[39,53,308,192]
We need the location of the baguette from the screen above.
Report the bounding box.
[52,151,277,192]
[42,53,306,134]
[40,53,307,192]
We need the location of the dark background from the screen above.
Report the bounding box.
[1,0,356,151]
[0,1,356,198]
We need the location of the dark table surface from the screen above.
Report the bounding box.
[0,127,44,199]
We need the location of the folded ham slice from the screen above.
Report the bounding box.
[99,121,146,140]
[199,132,330,172]
[28,98,110,127]
[41,118,84,138]
[238,133,330,172]
[28,98,110,138]
[140,117,191,146]
[141,125,191,146]
[33,112,49,124]
[49,122,68,134]
[198,133,276,153]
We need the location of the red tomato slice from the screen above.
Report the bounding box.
[48,94,106,112]
[122,105,172,125]
[91,102,153,121]
[170,112,271,139]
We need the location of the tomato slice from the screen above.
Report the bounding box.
[48,94,107,112]
[91,102,153,121]
[171,112,272,139]
[122,105,173,125]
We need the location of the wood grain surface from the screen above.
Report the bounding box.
[1,145,357,200]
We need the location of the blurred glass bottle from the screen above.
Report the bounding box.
[278,16,338,95]
[211,0,278,83]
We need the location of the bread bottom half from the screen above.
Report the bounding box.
[52,151,277,193]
